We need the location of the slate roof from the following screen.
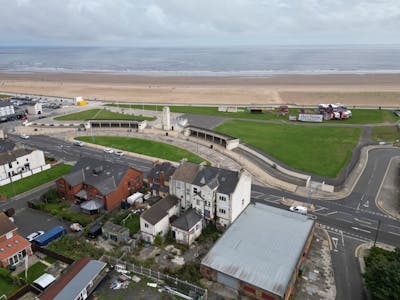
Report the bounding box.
[0,212,17,236]
[0,101,12,107]
[149,162,176,181]
[201,203,314,298]
[0,148,31,165]
[193,165,239,195]
[171,209,202,231]
[63,157,134,195]
[39,257,106,300]
[141,195,179,225]
[171,162,199,183]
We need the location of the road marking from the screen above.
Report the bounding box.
[314,206,327,212]
[331,237,338,251]
[388,224,400,230]
[340,230,345,247]
[336,218,353,224]
[324,211,338,216]
[351,227,371,234]
[389,231,400,237]
[354,218,372,225]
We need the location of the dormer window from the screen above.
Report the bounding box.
[6,232,13,240]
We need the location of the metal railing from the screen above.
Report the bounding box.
[102,255,207,299]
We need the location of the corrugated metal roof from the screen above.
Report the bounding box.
[201,203,314,297]
[53,260,106,300]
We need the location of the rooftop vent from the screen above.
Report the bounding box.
[7,244,12,248]
[0,248,4,252]
[14,240,19,244]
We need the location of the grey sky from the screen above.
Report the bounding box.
[1,0,399,46]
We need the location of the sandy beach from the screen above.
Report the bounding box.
[1,72,400,106]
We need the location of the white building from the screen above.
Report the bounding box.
[169,162,252,228]
[26,102,43,115]
[0,149,48,186]
[171,209,203,246]
[140,195,180,243]
[0,101,15,118]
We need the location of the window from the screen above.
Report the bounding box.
[110,234,118,242]
[218,208,226,214]
[195,224,200,230]
[135,176,141,183]
[8,162,12,168]
[242,199,244,205]
[196,199,200,206]
[219,195,226,201]
[144,223,149,228]
[127,181,131,187]
[193,187,198,194]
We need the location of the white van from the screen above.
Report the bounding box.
[289,206,308,215]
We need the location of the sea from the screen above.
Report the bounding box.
[1,45,400,76]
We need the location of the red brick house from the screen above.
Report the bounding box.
[147,161,176,198]
[56,158,143,211]
[0,212,32,268]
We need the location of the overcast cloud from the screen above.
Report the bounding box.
[1,0,399,46]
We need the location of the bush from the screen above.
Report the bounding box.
[40,188,59,203]
[154,234,163,247]
[364,247,400,300]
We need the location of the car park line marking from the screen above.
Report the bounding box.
[388,224,400,230]
[389,231,400,237]
[340,230,345,247]
[335,218,353,224]
[314,206,327,212]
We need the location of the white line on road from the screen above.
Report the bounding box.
[389,231,400,237]
[388,224,400,230]
[351,227,371,234]
[314,206,327,212]
[340,230,345,247]
[324,211,338,216]
[354,218,372,225]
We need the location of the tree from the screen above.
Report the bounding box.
[363,247,400,300]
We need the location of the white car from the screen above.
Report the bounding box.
[20,134,30,139]
[104,148,114,154]
[289,206,308,215]
[73,141,84,147]
[26,230,44,242]
[115,151,124,157]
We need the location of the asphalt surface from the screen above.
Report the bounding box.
[5,134,400,300]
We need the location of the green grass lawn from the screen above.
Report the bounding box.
[17,261,47,284]
[105,104,293,121]
[76,136,207,164]
[54,109,155,121]
[0,94,10,98]
[43,256,58,264]
[214,120,361,177]
[121,213,140,235]
[105,104,399,124]
[372,126,400,142]
[0,164,72,198]
[329,109,399,124]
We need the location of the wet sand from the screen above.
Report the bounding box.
[1,72,400,106]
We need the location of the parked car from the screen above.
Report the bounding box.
[26,230,45,242]
[115,151,124,156]
[20,134,30,139]
[73,141,84,147]
[289,206,308,215]
[103,148,114,154]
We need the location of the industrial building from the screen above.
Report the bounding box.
[201,203,314,300]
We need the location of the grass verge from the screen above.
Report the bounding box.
[0,164,72,198]
[372,126,400,143]
[214,120,361,177]
[76,136,207,164]
[0,268,22,297]
[55,109,155,121]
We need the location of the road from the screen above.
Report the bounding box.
[6,134,400,300]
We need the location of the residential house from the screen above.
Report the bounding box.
[171,209,203,246]
[26,102,43,115]
[0,212,32,268]
[140,195,180,243]
[201,203,315,300]
[147,161,176,198]
[56,158,143,211]
[0,101,14,119]
[0,148,47,186]
[38,257,107,300]
[170,162,252,228]
[102,221,130,243]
